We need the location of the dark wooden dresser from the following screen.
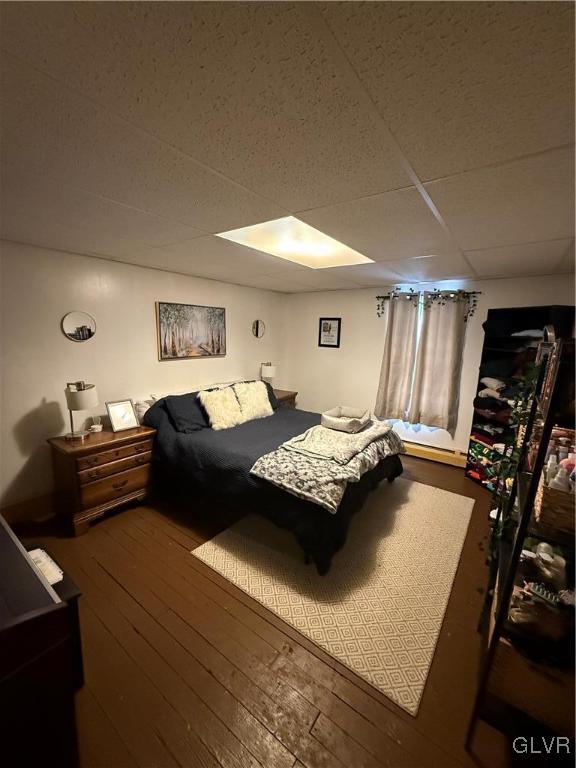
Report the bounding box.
[273,388,298,409]
[0,515,80,766]
[48,426,156,535]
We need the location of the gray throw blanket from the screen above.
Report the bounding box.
[250,420,405,514]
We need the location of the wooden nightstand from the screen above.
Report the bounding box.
[48,426,156,535]
[273,389,298,409]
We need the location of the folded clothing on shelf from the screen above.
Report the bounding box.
[473,422,506,437]
[474,407,514,424]
[471,430,498,447]
[480,376,507,391]
[474,395,511,412]
[500,384,522,399]
[478,387,504,399]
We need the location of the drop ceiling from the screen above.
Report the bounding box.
[0,2,574,293]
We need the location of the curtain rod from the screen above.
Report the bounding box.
[375,288,482,320]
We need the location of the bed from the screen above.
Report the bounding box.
[144,397,403,574]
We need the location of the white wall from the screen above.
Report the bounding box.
[280,275,574,453]
[0,241,287,506]
[1,240,573,510]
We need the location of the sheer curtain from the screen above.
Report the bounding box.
[374,295,419,421]
[407,295,468,433]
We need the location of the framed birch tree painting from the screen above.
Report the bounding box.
[156,302,226,360]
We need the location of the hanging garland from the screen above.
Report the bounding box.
[375,288,418,316]
[376,288,481,321]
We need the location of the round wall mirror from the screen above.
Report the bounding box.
[252,319,266,339]
[61,311,96,342]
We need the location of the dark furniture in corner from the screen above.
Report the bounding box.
[467,330,575,746]
[48,425,156,534]
[273,388,298,409]
[0,515,82,767]
[465,305,574,491]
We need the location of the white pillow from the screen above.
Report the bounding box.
[234,381,273,423]
[198,387,244,430]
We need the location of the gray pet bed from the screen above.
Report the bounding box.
[321,406,371,433]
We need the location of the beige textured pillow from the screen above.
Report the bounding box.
[198,387,243,430]
[234,381,273,423]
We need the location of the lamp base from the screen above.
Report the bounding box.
[64,431,89,441]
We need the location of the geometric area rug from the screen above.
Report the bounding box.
[192,478,474,715]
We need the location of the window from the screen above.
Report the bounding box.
[375,291,471,434]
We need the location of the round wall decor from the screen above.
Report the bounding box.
[61,311,96,342]
[252,319,266,338]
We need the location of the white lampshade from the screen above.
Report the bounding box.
[65,385,99,411]
[261,363,276,379]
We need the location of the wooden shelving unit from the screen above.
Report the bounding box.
[489,636,574,735]
[465,306,574,493]
[467,327,575,745]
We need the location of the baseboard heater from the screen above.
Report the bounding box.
[402,441,467,468]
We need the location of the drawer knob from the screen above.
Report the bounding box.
[135,456,147,464]
[112,479,128,490]
[135,445,145,453]
[88,471,100,480]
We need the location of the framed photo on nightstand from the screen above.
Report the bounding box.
[106,399,139,432]
[318,317,341,348]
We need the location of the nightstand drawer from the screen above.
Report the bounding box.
[77,439,153,471]
[80,465,150,509]
[78,452,152,484]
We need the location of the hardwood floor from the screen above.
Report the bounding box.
[27,456,512,768]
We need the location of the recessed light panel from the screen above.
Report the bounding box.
[215,216,373,269]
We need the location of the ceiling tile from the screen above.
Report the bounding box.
[425,148,575,251]
[1,53,286,233]
[101,250,291,290]
[237,275,315,293]
[0,4,573,292]
[0,174,204,258]
[148,236,310,277]
[250,261,311,278]
[321,2,575,180]
[465,239,573,278]
[102,244,228,276]
[0,2,411,210]
[384,254,473,282]
[283,271,361,291]
[321,263,402,287]
[299,186,454,261]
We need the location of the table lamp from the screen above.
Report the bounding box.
[261,362,276,382]
[64,381,99,441]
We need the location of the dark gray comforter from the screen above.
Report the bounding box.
[146,403,322,492]
[144,401,403,573]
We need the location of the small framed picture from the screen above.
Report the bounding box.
[318,317,341,348]
[106,399,139,432]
